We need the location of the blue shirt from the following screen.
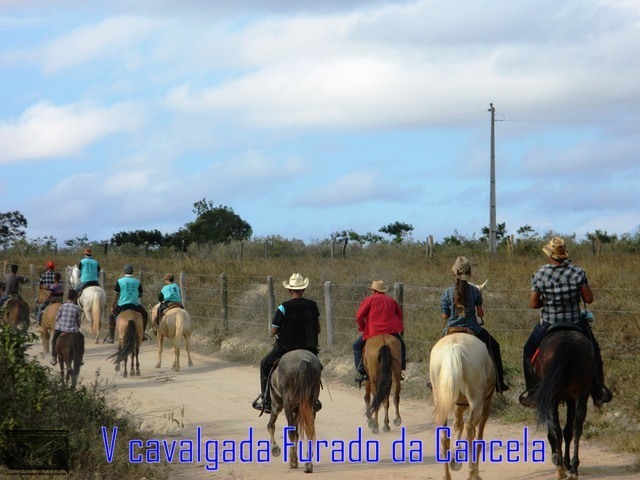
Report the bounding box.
[79,258,100,283]
[115,275,142,306]
[160,283,181,303]
[440,283,483,334]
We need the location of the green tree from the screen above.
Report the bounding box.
[379,221,414,243]
[516,225,538,239]
[64,234,89,249]
[185,198,252,245]
[0,211,27,249]
[111,229,165,247]
[480,222,507,242]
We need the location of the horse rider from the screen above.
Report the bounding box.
[520,237,612,408]
[0,264,29,310]
[74,248,101,294]
[106,264,148,344]
[36,272,64,326]
[441,256,509,393]
[50,289,83,365]
[156,273,183,326]
[353,280,406,384]
[38,260,57,290]
[253,273,321,413]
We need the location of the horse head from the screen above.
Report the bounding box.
[66,265,80,289]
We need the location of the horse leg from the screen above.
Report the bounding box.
[267,411,281,457]
[173,341,180,372]
[548,409,565,480]
[364,380,376,432]
[285,407,299,469]
[568,397,587,479]
[135,342,140,376]
[382,394,391,433]
[449,404,465,472]
[393,371,402,427]
[185,332,194,367]
[470,398,492,480]
[156,333,164,368]
[439,420,452,480]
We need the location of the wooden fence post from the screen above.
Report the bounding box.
[99,270,106,290]
[330,238,335,259]
[29,264,37,308]
[179,271,187,310]
[426,235,434,258]
[324,281,335,348]
[220,273,228,333]
[394,282,404,317]
[267,276,275,333]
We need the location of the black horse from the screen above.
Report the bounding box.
[533,328,593,479]
[56,332,85,389]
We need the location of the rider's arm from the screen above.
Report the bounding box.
[580,284,594,304]
[529,291,542,309]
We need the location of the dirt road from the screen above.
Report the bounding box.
[39,336,637,480]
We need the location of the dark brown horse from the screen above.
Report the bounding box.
[363,334,402,434]
[56,332,85,389]
[107,310,144,377]
[1,295,30,331]
[533,328,593,479]
[267,349,322,473]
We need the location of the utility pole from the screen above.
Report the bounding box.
[488,103,496,253]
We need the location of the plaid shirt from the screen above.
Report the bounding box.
[38,270,56,287]
[55,302,82,333]
[531,260,588,324]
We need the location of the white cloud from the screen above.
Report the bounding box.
[0,101,144,163]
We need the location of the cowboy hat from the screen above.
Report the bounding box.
[283,273,309,290]
[369,280,388,293]
[83,248,93,256]
[452,256,472,281]
[542,237,569,260]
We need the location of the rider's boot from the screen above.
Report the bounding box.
[105,326,115,344]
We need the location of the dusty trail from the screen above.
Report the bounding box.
[38,335,636,480]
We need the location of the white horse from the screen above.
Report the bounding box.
[429,333,496,480]
[150,303,193,372]
[66,265,106,344]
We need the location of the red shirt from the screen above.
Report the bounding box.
[356,292,404,340]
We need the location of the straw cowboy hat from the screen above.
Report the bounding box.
[542,237,569,260]
[452,256,473,281]
[368,280,388,293]
[283,273,309,290]
[83,248,93,256]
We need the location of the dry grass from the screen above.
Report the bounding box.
[6,241,640,455]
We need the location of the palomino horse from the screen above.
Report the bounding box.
[363,334,402,434]
[150,303,194,372]
[40,301,62,356]
[1,295,30,330]
[66,265,106,343]
[107,310,144,378]
[533,328,593,479]
[55,331,85,389]
[429,333,496,480]
[267,349,322,473]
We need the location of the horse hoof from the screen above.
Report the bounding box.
[94,338,99,345]
[135,370,141,376]
[271,445,281,457]
[304,462,313,473]
[155,363,161,368]
[115,365,120,372]
[394,418,402,427]
[383,425,390,433]
[290,461,298,469]
[450,460,461,471]
[367,418,376,429]
[371,426,379,434]
[123,371,128,378]
[188,360,193,367]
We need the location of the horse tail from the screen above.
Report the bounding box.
[367,344,393,418]
[73,332,85,378]
[536,339,576,429]
[432,343,464,423]
[295,359,318,440]
[108,320,137,364]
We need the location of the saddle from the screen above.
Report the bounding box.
[445,326,476,336]
[531,321,585,365]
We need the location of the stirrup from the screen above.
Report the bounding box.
[519,390,537,408]
[252,395,271,414]
[314,400,322,412]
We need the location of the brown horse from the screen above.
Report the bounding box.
[267,349,322,473]
[150,303,194,372]
[56,331,85,389]
[40,301,61,356]
[363,334,402,434]
[107,310,144,378]
[1,295,30,331]
[533,328,593,479]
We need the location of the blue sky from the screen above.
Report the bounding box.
[1,0,639,245]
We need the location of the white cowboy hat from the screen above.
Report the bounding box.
[283,273,309,290]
